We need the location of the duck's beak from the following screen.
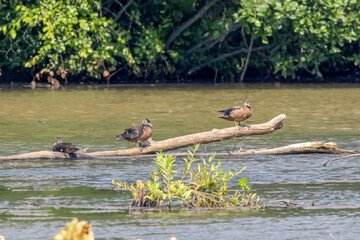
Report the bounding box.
[148,123,153,127]
[248,105,251,110]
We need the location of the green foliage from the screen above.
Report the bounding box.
[1,0,132,80]
[113,144,262,208]
[1,0,360,82]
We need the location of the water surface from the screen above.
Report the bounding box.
[0,84,359,239]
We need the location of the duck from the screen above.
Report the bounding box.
[116,119,153,148]
[218,100,252,127]
[52,137,79,153]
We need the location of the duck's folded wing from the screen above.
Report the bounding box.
[218,107,238,115]
[120,127,142,138]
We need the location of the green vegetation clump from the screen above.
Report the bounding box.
[2,0,360,83]
[113,145,261,208]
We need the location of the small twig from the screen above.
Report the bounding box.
[103,7,117,18]
[323,153,360,167]
[6,40,14,58]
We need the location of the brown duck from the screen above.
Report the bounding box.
[218,100,252,127]
[52,137,79,153]
[116,119,153,148]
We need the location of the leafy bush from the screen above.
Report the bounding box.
[2,0,360,82]
[113,144,262,208]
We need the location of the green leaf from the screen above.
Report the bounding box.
[213,30,220,39]
[9,29,16,39]
[183,31,191,37]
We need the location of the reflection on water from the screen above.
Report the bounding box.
[0,84,359,239]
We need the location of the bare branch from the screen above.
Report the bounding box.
[188,43,274,74]
[239,35,254,83]
[114,0,134,22]
[187,23,242,55]
[106,64,128,83]
[186,37,214,55]
[103,7,117,18]
[165,0,221,49]
[241,26,248,48]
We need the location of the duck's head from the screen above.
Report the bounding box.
[243,100,251,110]
[55,137,63,144]
[142,119,152,127]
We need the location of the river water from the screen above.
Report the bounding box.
[0,84,359,239]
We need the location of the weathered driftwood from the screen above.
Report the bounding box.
[134,141,356,158]
[91,113,286,157]
[233,141,356,155]
[0,114,286,160]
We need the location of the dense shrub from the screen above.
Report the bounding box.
[1,0,360,83]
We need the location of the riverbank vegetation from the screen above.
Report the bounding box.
[1,0,360,84]
[113,145,262,208]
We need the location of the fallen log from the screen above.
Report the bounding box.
[0,114,286,160]
[233,141,357,155]
[131,141,356,158]
[91,113,286,157]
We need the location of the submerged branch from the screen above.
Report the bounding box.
[323,153,360,166]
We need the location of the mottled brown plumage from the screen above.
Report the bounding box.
[116,119,153,148]
[52,137,79,153]
[218,100,252,126]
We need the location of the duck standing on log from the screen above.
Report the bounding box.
[52,137,80,153]
[116,119,153,149]
[218,100,252,127]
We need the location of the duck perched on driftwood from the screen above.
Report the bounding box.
[218,100,252,127]
[116,119,153,149]
[52,137,79,153]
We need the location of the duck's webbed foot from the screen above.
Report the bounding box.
[238,123,251,129]
[138,141,151,151]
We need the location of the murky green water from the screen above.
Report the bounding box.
[0,84,359,239]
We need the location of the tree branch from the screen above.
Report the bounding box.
[114,0,134,22]
[186,23,242,55]
[165,0,221,49]
[239,35,254,83]
[188,43,274,74]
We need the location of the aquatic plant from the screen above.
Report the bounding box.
[52,218,94,240]
[113,144,262,208]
